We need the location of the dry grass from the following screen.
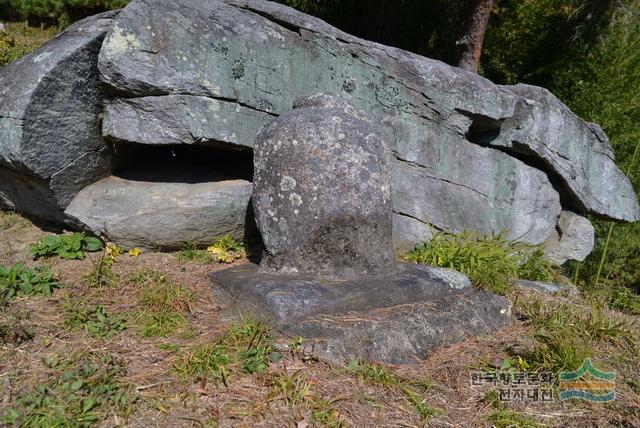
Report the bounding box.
[0,212,638,427]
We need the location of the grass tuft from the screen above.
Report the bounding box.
[84,254,118,288]
[311,399,347,428]
[347,360,401,389]
[267,371,311,406]
[174,319,277,384]
[514,296,637,373]
[0,211,31,232]
[405,230,558,295]
[488,409,543,428]
[347,360,442,421]
[131,270,194,338]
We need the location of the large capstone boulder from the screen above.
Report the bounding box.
[253,94,394,278]
[0,12,117,223]
[97,0,638,260]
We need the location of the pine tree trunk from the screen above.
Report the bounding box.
[457,0,494,73]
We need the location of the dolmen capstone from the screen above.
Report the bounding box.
[210,94,511,364]
[0,0,638,263]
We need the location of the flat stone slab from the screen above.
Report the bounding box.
[65,166,252,250]
[210,263,512,364]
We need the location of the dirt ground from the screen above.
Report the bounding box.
[0,214,638,427]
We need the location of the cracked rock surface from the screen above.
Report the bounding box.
[0,12,118,222]
[96,0,638,258]
[0,0,637,258]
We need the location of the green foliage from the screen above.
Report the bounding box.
[176,242,212,264]
[0,263,60,301]
[177,235,246,264]
[277,0,466,65]
[0,0,130,28]
[84,253,118,288]
[404,231,557,295]
[1,353,136,427]
[555,2,640,314]
[518,249,558,282]
[404,388,441,421]
[132,269,194,338]
[206,234,246,263]
[64,301,127,339]
[174,319,277,383]
[30,232,103,260]
[0,22,57,67]
[311,399,347,428]
[482,0,612,86]
[347,360,401,389]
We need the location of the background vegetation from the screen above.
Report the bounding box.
[1,0,639,310]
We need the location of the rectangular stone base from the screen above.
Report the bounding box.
[209,263,511,364]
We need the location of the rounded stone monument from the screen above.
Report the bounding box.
[253,93,394,278]
[211,93,511,365]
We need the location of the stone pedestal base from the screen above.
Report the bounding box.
[209,263,511,364]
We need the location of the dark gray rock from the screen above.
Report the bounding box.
[0,12,117,221]
[211,262,471,321]
[295,290,510,365]
[99,0,637,258]
[65,166,252,250]
[544,211,595,265]
[253,94,394,278]
[103,95,274,149]
[495,84,639,222]
[391,142,561,247]
[211,262,511,364]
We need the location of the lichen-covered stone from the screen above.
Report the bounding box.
[103,95,274,149]
[253,94,394,278]
[0,12,117,221]
[494,84,639,222]
[97,0,637,259]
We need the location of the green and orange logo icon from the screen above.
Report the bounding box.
[559,358,616,402]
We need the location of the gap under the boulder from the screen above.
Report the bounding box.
[64,143,255,250]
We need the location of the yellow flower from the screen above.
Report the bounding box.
[128,248,142,257]
[105,242,123,258]
[206,245,223,254]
